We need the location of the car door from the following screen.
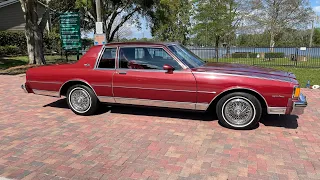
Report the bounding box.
[112,45,197,110]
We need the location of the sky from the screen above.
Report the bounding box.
[86,0,320,40]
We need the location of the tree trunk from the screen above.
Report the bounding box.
[215,35,220,62]
[269,31,275,52]
[20,0,46,65]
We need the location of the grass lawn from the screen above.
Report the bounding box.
[1,55,319,86]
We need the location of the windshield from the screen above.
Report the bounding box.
[168,45,205,68]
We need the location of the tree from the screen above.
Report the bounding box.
[75,0,157,42]
[151,0,192,45]
[19,0,50,64]
[247,0,313,50]
[313,28,320,46]
[192,0,241,56]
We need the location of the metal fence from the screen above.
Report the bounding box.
[189,47,320,68]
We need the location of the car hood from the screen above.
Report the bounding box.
[192,63,296,82]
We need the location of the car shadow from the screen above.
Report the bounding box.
[260,114,299,129]
[44,99,299,128]
[43,99,216,121]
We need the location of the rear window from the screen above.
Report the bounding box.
[97,48,117,69]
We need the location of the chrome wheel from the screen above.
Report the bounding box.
[222,96,256,127]
[69,87,92,113]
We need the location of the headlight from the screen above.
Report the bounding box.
[293,86,301,98]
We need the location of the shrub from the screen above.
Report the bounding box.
[0,45,20,56]
[265,52,285,58]
[249,53,258,58]
[232,52,248,58]
[232,52,258,58]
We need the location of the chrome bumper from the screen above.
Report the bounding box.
[292,93,307,115]
[21,84,28,93]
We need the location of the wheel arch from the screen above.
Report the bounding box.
[59,79,98,98]
[207,88,268,112]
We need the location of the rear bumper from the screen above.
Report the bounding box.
[21,83,28,93]
[291,93,307,115]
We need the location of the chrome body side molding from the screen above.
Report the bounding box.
[33,89,60,97]
[98,96,116,103]
[196,103,209,111]
[114,97,196,110]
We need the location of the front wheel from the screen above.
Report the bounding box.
[216,92,262,130]
[67,85,99,116]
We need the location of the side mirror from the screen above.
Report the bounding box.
[163,64,175,73]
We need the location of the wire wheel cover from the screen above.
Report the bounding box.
[69,88,91,113]
[223,97,254,126]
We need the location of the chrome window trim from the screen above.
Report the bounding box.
[94,46,118,70]
[113,86,197,93]
[115,68,192,73]
[117,46,188,70]
[27,80,63,84]
[205,87,269,111]
[192,71,292,83]
[267,107,286,114]
[33,89,60,97]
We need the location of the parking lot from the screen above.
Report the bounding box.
[0,75,320,179]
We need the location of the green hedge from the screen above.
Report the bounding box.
[265,52,285,58]
[0,45,20,56]
[232,52,258,58]
[0,31,94,56]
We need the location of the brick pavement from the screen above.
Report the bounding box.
[0,74,320,180]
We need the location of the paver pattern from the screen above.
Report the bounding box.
[0,75,320,180]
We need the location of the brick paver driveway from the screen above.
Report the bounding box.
[0,75,320,180]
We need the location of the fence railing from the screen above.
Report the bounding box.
[188,47,320,68]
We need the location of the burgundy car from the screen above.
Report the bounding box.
[22,42,307,129]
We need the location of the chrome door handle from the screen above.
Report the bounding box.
[118,71,127,75]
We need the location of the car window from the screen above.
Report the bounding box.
[119,47,182,70]
[97,48,117,69]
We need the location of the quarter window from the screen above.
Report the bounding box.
[119,47,182,70]
[97,48,117,69]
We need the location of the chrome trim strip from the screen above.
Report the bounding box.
[114,97,196,110]
[198,91,217,94]
[196,103,209,111]
[272,95,285,98]
[98,96,116,103]
[267,107,286,114]
[27,80,63,84]
[115,69,191,73]
[205,87,269,111]
[58,79,99,100]
[113,86,197,93]
[192,71,292,83]
[91,84,112,87]
[33,89,60,97]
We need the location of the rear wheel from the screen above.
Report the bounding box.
[216,92,262,130]
[67,85,98,116]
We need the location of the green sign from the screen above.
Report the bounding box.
[59,12,81,50]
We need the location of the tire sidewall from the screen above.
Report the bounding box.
[216,92,262,130]
[67,85,98,116]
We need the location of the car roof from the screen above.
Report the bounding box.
[104,41,180,46]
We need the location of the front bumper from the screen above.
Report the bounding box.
[291,93,307,115]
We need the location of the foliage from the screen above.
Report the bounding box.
[151,0,192,45]
[231,52,258,58]
[265,52,285,58]
[313,28,320,47]
[191,0,242,48]
[0,46,20,56]
[245,0,313,48]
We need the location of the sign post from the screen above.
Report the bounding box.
[59,12,82,60]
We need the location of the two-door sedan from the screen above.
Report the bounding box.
[22,42,307,129]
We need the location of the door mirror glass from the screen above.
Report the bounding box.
[163,64,174,73]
